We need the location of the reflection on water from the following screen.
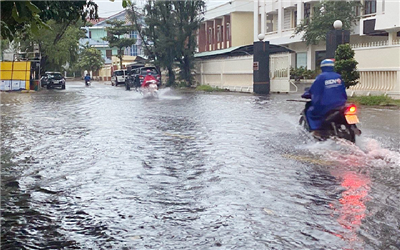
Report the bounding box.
[329,169,370,249]
[1,83,400,249]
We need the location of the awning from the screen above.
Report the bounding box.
[195,44,294,59]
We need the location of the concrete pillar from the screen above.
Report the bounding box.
[277,1,283,36]
[388,31,396,45]
[297,1,304,26]
[253,41,270,94]
[307,45,315,70]
[254,0,259,41]
[261,0,266,36]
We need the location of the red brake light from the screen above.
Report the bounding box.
[139,75,144,79]
[345,104,357,114]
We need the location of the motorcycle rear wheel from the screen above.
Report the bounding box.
[335,124,356,143]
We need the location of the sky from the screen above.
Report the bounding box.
[95,0,229,18]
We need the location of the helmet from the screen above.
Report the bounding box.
[320,59,335,68]
[147,69,151,74]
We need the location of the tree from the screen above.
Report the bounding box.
[174,1,205,86]
[102,20,136,70]
[76,47,105,76]
[293,1,361,46]
[131,0,177,86]
[127,0,205,86]
[334,44,359,88]
[16,20,86,73]
[1,1,98,42]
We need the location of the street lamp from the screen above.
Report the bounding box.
[333,20,343,30]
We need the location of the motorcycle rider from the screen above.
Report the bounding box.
[84,73,91,86]
[141,69,157,88]
[302,59,347,136]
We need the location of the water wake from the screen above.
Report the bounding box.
[298,136,400,168]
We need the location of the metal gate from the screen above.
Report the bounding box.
[269,53,295,93]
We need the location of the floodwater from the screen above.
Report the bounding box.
[1,81,399,250]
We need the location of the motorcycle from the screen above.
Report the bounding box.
[140,80,158,98]
[299,96,361,143]
[85,80,91,87]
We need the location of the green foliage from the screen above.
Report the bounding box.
[102,20,136,69]
[127,0,205,86]
[293,1,361,46]
[1,39,10,60]
[128,1,175,84]
[174,1,205,86]
[334,44,359,88]
[290,67,318,80]
[76,47,105,74]
[1,1,98,41]
[0,0,97,40]
[16,20,86,73]
[348,95,400,106]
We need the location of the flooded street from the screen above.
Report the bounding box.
[1,81,399,249]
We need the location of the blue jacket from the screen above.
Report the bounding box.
[84,75,91,81]
[305,67,347,130]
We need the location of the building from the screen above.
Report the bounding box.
[80,10,144,66]
[197,1,254,52]
[253,0,399,69]
[196,0,400,98]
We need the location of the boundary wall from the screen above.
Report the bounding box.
[350,45,400,99]
[195,52,294,93]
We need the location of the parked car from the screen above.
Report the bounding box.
[111,70,127,86]
[40,72,66,89]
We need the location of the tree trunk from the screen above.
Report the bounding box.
[167,66,175,86]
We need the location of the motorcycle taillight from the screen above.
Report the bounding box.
[344,104,357,115]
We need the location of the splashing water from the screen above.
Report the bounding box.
[297,135,400,168]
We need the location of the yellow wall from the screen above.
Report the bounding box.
[231,12,254,47]
[0,61,31,90]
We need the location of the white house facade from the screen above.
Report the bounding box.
[253,0,400,97]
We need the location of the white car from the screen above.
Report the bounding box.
[111,70,127,86]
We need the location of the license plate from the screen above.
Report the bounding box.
[345,114,359,124]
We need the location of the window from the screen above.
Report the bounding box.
[106,50,112,59]
[208,27,213,44]
[226,23,231,41]
[304,3,311,24]
[217,26,221,42]
[130,45,138,56]
[365,0,376,15]
[293,11,297,28]
[130,31,138,39]
[266,15,275,32]
[283,9,291,30]
[296,52,307,69]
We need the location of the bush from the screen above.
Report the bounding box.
[348,95,400,106]
[290,67,317,80]
[335,44,360,88]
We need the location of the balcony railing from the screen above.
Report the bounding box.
[351,38,400,48]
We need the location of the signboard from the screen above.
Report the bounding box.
[253,62,259,71]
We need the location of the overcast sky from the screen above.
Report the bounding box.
[95,0,229,18]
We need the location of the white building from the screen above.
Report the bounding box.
[253,0,400,97]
